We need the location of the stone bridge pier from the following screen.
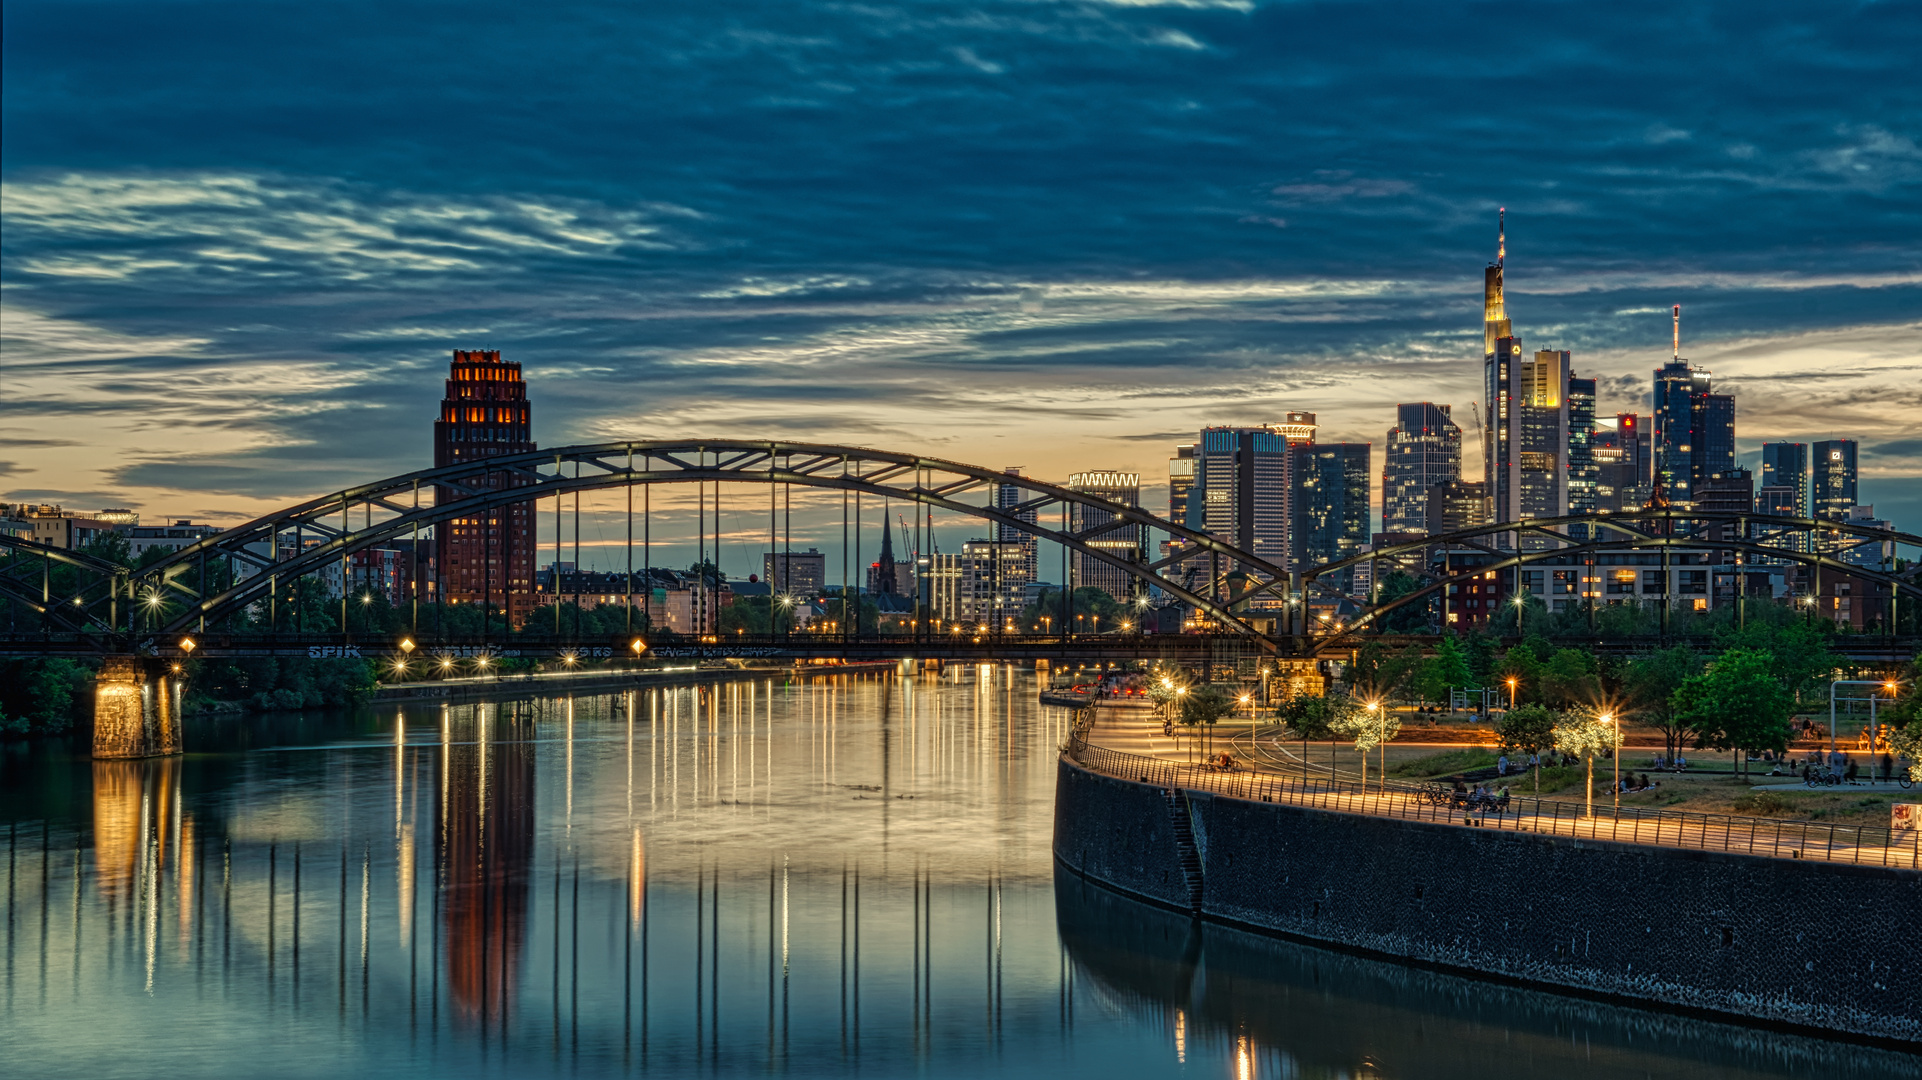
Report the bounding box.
[93,656,183,759]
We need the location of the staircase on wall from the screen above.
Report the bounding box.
[1162,788,1205,914]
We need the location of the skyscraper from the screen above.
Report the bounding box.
[433,349,538,626]
[1382,403,1461,534]
[1067,470,1142,602]
[1566,373,1597,535]
[992,467,1038,586]
[1167,444,1196,528]
[1650,306,1734,505]
[1759,443,1808,518]
[1812,440,1857,520]
[1192,417,1316,591]
[1291,443,1372,590]
[1481,215,1569,533]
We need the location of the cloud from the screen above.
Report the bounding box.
[2,0,1918,538]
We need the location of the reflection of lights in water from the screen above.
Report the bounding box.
[1236,1035,1252,1080]
[1175,1008,1186,1063]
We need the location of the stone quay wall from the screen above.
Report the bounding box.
[1054,756,1922,1045]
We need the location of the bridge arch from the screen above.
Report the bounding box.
[93,440,1302,647]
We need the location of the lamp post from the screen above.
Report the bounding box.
[1365,700,1382,793]
[1506,676,1518,712]
[1828,679,1897,765]
[1601,713,1618,809]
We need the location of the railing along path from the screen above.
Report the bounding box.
[1065,737,1920,871]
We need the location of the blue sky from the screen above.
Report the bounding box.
[3,0,1917,571]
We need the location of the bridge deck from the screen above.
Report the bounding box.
[1071,708,1919,871]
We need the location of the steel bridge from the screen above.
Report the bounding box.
[4,439,1921,666]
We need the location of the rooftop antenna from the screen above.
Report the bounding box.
[1498,207,1506,267]
[1672,304,1681,361]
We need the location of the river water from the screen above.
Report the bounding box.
[3,667,1916,1078]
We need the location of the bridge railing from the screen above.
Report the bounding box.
[1067,742,1920,871]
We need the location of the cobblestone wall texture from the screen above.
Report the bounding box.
[1055,757,1922,1044]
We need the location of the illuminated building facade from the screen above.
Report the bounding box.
[1759,442,1808,518]
[1192,416,1316,591]
[1067,470,1143,602]
[992,468,1038,586]
[1290,443,1372,591]
[1650,307,1734,506]
[1382,403,1460,534]
[1812,439,1857,521]
[433,350,538,626]
[1481,215,1569,537]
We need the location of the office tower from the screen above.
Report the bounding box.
[959,539,1029,626]
[1480,217,1570,532]
[1812,440,1858,520]
[1692,393,1736,488]
[1291,443,1372,590]
[1651,306,1735,505]
[1067,471,1142,602]
[1382,403,1461,534]
[1192,417,1316,590]
[1567,374,1597,535]
[764,548,826,596]
[1760,443,1808,518]
[1426,480,1487,535]
[433,349,538,625]
[992,468,1038,585]
[1168,444,1196,528]
[1696,468,1753,547]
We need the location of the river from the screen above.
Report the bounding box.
[2,667,1915,1078]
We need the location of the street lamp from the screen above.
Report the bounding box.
[1506,676,1518,711]
[1511,592,1526,636]
[1601,713,1618,809]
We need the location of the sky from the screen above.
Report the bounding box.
[3,0,1918,576]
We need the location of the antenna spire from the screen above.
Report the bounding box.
[1498,207,1506,266]
[1672,304,1681,361]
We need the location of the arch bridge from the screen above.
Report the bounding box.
[3,440,1920,664]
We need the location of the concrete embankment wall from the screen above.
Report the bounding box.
[1054,757,1922,1045]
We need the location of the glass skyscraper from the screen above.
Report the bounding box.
[1759,442,1808,518]
[1812,440,1857,520]
[1382,403,1461,534]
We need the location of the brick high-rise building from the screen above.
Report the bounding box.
[434,350,538,626]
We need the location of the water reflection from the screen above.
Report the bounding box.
[1055,851,1922,1079]
[439,703,536,1032]
[2,670,1914,1079]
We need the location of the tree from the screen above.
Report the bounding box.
[1420,636,1474,708]
[1552,706,1621,818]
[1179,685,1236,759]
[1539,648,1601,709]
[1371,570,1433,633]
[1887,722,1922,784]
[1715,611,1839,705]
[1332,701,1400,792]
[1496,703,1558,793]
[1622,645,1702,761]
[1276,693,1332,781]
[1674,648,1793,779]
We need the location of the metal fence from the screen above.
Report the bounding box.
[1068,742,1921,871]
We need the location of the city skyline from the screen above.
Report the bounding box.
[5,1,1918,560]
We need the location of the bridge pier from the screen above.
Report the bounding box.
[93,656,183,759]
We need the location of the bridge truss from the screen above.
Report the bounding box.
[3,439,1920,660]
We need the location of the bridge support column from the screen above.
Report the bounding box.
[93,657,183,760]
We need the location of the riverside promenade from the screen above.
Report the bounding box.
[1070,706,1921,871]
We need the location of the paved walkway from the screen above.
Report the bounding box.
[1076,706,1920,870]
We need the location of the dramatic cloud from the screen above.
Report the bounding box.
[3,0,1918,555]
